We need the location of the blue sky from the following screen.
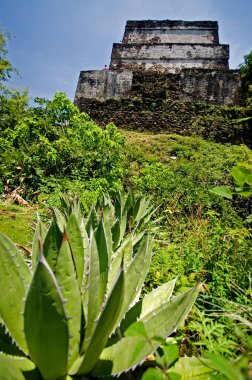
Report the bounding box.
[1,0,252,102]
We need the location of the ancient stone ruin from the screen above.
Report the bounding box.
[75,20,240,107]
[74,20,245,139]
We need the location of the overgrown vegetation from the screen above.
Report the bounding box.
[0,32,251,379]
[0,91,125,209]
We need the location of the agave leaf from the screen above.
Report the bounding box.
[102,211,113,264]
[94,219,109,302]
[110,235,153,333]
[114,192,123,220]
[134,197,152,224]
[119,235,133,268]
[106,245,124,295]
[55,233,82,370]
[92,285,199,376]
[32,218,47,271]
[81,228,106,354]
[0,232,31,354]
[107,230,146,295]
[72,268,125,375]
[126,235,153,306]
[0,354,37,380]
[85,208,99,235]
[107,235,133,294]
[120,279,177,333]
[66,214,85,289]
[140,278,177,318]
[52,208,66,233]
[81,227,90,317]
[91,334,151,376]
[111,219,121,250]
[24,256,69,380]
[132,196,141,220]
[141,286,200,337]
[0,322,24,356]
[43,220,62,273]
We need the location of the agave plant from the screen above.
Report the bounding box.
[0,193,200,380]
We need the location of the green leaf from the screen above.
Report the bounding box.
[205,352,244,380]
[111,235,153,331]
[91,334,151,376]
[66,214,85,289]
[85,208,99,235]
[0,354,37,380]
[234,188,252,197]
[92,286,199,376]
[32,218,47,271]
[24,256,69,380]
[139,279,177,319]
[244,171,252,186]
[107,235,135,294]
[111,219,121,250]
[52,208,66,233]
[120,279,176,334]
[125,320,149,338]
[102,210,113,264]
[231,166,251,186]
[81,227,106,354]
[169,357,213,379]
[0,232,31,354]
[43,220,62,273]
[55,233,82,369]
[73,268,125,375]
[210,186,233,199]
[0,322,24,356]
[159,342,180,369]
[141,367,165,380]
[141,286,199,338]
[94,219,109,303]
[126,235,153,306]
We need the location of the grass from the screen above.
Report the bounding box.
[0,202,36,248]
[120,130,252,300]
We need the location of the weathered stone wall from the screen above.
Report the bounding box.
[123,20,219,44]
[74,69,240,105]
[75,96,249,145]
[179,69,241,105]
[75,70,133,100]
[110,43,229,72]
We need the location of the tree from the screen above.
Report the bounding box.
[0,31,16,83]
[239,51,252,102]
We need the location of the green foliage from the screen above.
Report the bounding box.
[186,309,239,357]
[0,193,199,379]
[0,31,16,82]
[0,92,126,203]
[240,51,252,99]
[146,214,251,299]
[141,340,212,380]
[125,132,252,299]
[211,164,252,199]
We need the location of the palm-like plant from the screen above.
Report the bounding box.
[0,193,200,379]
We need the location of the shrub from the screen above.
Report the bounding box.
[0,92,126,201]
